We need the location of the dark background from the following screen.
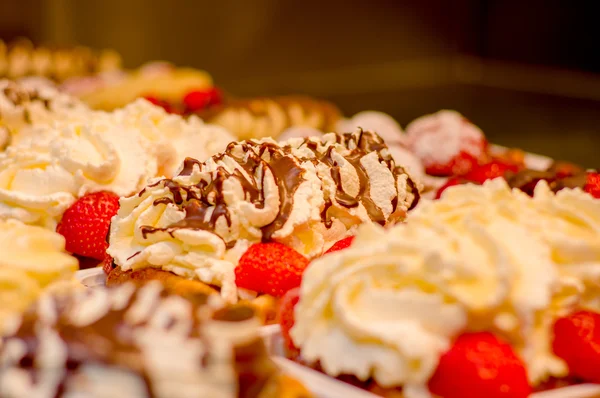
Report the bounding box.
[2,0,599,166]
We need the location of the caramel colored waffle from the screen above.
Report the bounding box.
[107,265,279,324]
[197,96,341,140]
[0,38,121,81]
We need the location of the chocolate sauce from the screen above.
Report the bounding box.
[138,130,419,245]
[261,154,305,241]
[1,286,275,398]
[506,168,588,196]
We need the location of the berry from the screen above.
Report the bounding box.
[464,160,520,185]
[56,191,120,260]
[143,95,173,113]
[435,177,466,199]
[325,236,354,254]
[101,252,114,275]
[183,87,222,112]
[584,172,600,199]
[548,161,583,179]
[553,310,600,382]
[234,242,309,297]
[426,151,480,177]
[278,287,301,358]
[428,332,531,398]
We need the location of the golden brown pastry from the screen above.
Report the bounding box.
[0,38,121,81]
[0,282,311,397]
[197,95,341,140]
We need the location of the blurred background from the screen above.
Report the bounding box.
[1,0,598,166]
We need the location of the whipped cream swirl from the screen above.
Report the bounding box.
[0,219,78,330]
[0,80,235,229]
[292,179,600,398]
[108,130,420,302]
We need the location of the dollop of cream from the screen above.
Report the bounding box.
[108,130,418,302]
[292,179,600,397]
[0,80,235,229]
[0,219,78,331]
[405,109,486,167]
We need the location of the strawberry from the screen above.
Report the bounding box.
[143,95,173,113]
[464,160,520,185]
[234,242,309,297]
[183,87,222,112]
[553,310,600,382]
[426,151,480,177]
[428,332,531,398]
[101,252,114,275]
[435,177,466,199]
[325,236,354,254]
[56,191,120,260]
[584,172,600,199]
[278,287,301,359]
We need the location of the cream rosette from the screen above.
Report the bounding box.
[108,131,419,303]
[292,179,600,398]
[0,219,78,332]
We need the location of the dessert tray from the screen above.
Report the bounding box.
[71,149,598,398]
[3,46,599,397]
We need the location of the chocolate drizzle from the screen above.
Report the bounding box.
[0,285,277,398]
[137,130,419,245]
[506,165,589,197]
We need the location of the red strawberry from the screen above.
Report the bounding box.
[426,151,480,177]
[143,95,173,113]
[548,161,583,179]
[235,242,309,297]
[57,191,120,260]
[278,287,301,359]
[553,310,600,382]
[428,332,531,398]
[464,160,520,184]
[584,172,600,199]
[183,87,222,112]
[101,252,114,275]
[435,177,466,199]
[325,236,354,254]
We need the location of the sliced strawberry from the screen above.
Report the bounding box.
[324,236,354,254]
[278,287,301,359]
[435,177,467,199]
[553,310,600,383]
[425,151,480,177]
[464,160,520,184]
[56,191,120,260]
[428,332,531,398]
[183,87,222,112]
[584,172,600,199]
[234,242,309,297]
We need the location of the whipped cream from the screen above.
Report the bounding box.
[0,79,88,143]
[292,179,600,398]
[405,109,486,167]
[0,283,275,398]
[108,130,420,302]
[113,99,235,176]
[0,219,78,330]
[0,81,235,229]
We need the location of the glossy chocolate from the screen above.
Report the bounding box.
[137,130,419,245]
